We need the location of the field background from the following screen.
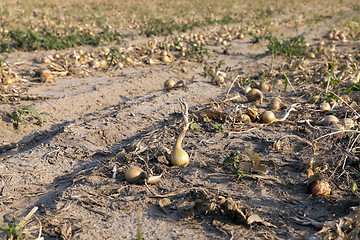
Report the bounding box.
[0,0,360,239]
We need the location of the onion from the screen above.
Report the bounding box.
[164,79,177,90]
[321,115,340,125]
[267,97,282,110]
[2,77,14,84]
[307,179,331,196]
[125,166,147,183]
[319,102,331,111]
[238,114,251,123]
[259,82,269,92]
[40,69,53,83]
[246,89,263,103]
[146,175,162,184]
[170,143,189,167]
[261,111,276,123]
[170,102,190,167]
[162,55,171,63]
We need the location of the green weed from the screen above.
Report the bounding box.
[203,60,224,76]
[282,69,296,92]
[271,70,296,92]
[185,41,209,63]
[249,31,263,44]
[189,122,198,131]
[344,82,360,94]
[235,168,256,181]
[7,106,48,129]
[324,60,339,92]
[223,151,254,180]
[0,27,127,52]
[265,34,306,59]
[142,18,199,37]
[0,223,23,240]
[0,58,8,77]
[223,44,233,55]
[136,212,143,240]
[309,92,339,104]
[224,151,241,164]
[212,124,224,133]
[0,206,38,240]
[105,48,127,68]
[322,92,339,103]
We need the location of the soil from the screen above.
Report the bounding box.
[0,3,360,240]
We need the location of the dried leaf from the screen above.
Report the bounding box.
[251,164,269,174]
[247,213,263,224]
[245,149,259,165]
[159,198,171,208]
[146,175,162,184]
[247,213,277,228]
[352,182,358,193]
[245,150,268,174]
[274,140,281,151]
[238,162,252,172]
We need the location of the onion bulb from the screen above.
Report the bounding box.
[259,82,269,92]
[171,143,189,167]
[321,115,340,125]
[307,179,331,196]
[146,175,162,184]
[267,97,282,110]
[125,57,132,64]
[207,68,216,76]
[319,102,331,111]
[2,77,14,84]
[125,166,147,183]
[246,89,263,103]
[164,79,177,90]
[261,111,276,123]
[243,86,252,94]
[170,102,190,167]
[238,114,251,123]
[40,69,53,83]
[162,55,171,63]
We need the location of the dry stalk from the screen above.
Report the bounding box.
[225,75,241,100]
[223,95,241,102]
[328,90,360,119]
[278,106,297,121]
[179,99,190,131]
[314,130,360,142]
[17,206,38,230]
[33,215,43,240]
[340,132,360,170]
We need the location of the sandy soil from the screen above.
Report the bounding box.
[0,2,360,239]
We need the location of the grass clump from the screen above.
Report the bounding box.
[185,41,209,63]
[265,33,306,59]
[142,15,237,37]
[0,223,23,240]
[0,27,126,52]
[323,60,340,92]
[343,82,360,95]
